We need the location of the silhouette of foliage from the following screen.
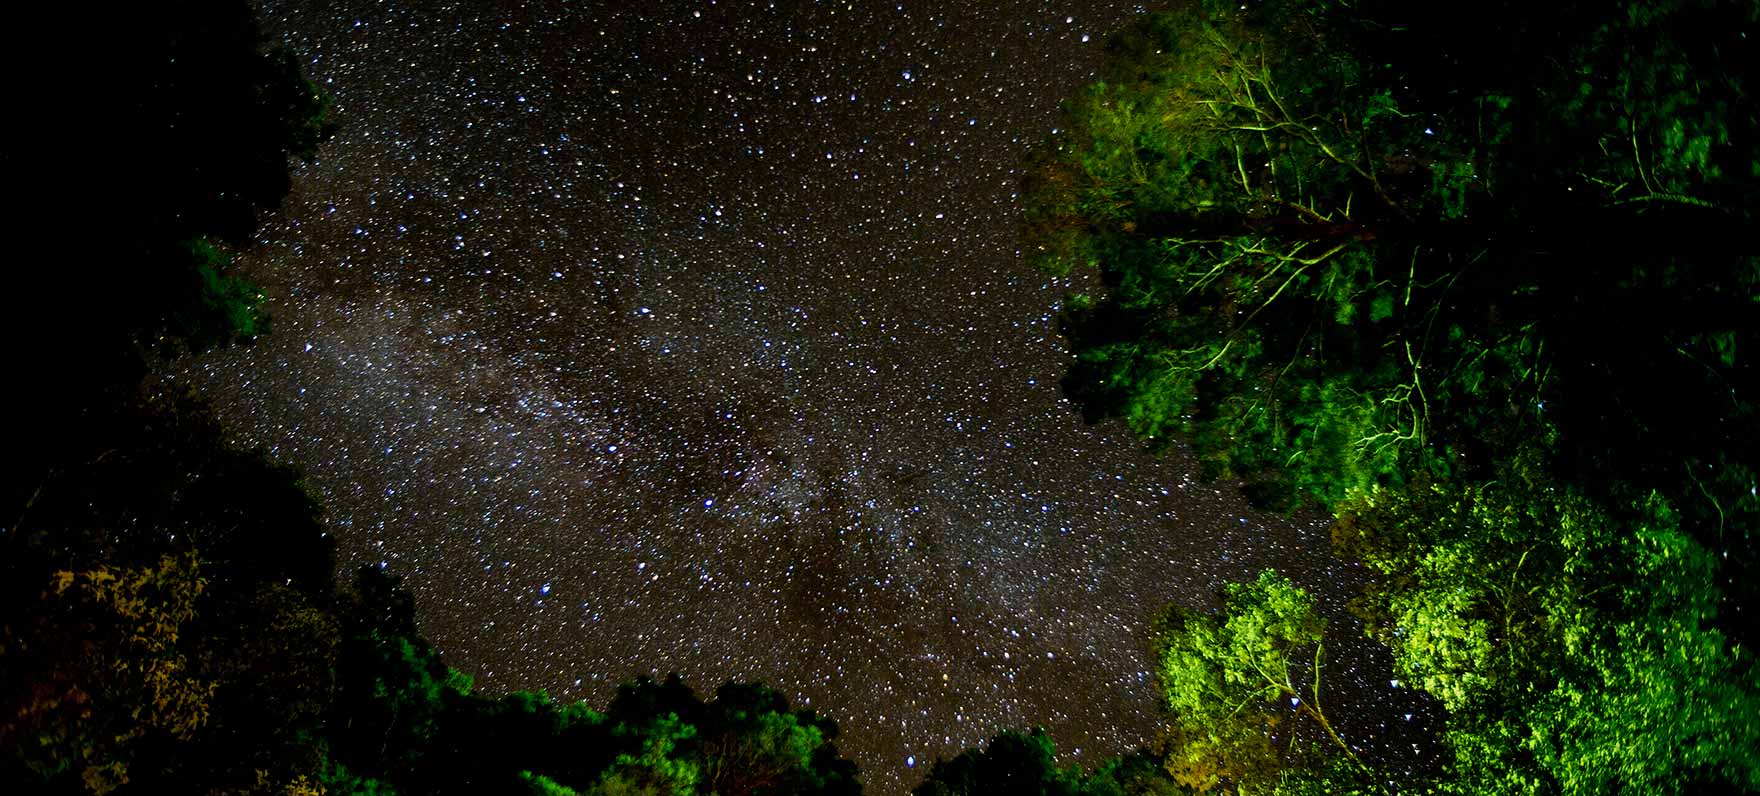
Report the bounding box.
[912,730,1187,796]
[6,0,338,534]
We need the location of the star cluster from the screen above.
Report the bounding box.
[185,2,1372,792]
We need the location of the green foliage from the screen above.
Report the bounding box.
[1077,753,1193,796]
[1,381,350,794]
[1034,12,1760,791]
[1151,572,1363,793]
[0,5,872,796]
[9,2,1757,796]
[697,699,822,795]
[1029,0,1479,508]
[331,570,474,762]
[0,384,860,796]
[524,770,583,796]
[597,677,861,796]
[171,239,268,351]
[1156,573,1323,721]
[1026,0,1760,532]
[1333,459,1760,793]
[3,505,865,796]
[319,759,401,796]
[595,715,700,796]
[1557,0,1758,208]
[1143,462,1759,795]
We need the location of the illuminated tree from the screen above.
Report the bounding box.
[0,554,212,794]
[1333,456,1760,793]
[1025,0,1760,532]
[1151,571,1361,794]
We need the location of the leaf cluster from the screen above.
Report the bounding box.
[1333,461,1760,794]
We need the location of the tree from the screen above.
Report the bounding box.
[319,569,474,792]
[696,683,858,796]
[0,553,212,794]
[184,580,341,792]
[9,0,335,357]
[1151,571,1363,794]
[1023,0,1760,543]
[1333,455,1760,793]
[2,384,344,795]
[913,731,1189,796]
[592,715,701,796]
[0,5,876,796]
[913,729,1080,796]
[601,677,861,796]
[5,0,339,536]
[1077,752,1193,796]
[1030,0,1434,508]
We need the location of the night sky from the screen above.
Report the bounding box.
[183,2,1367,792]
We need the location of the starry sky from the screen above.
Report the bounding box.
[184,1,1386,792]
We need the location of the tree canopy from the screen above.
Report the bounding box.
[1026,0,1759,530]
[1333,457,1760,794]
[1021,1,1760,793]
[5,0,338,537]
[10,0,335,359]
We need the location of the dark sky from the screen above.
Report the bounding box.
[184,1,1369,792]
